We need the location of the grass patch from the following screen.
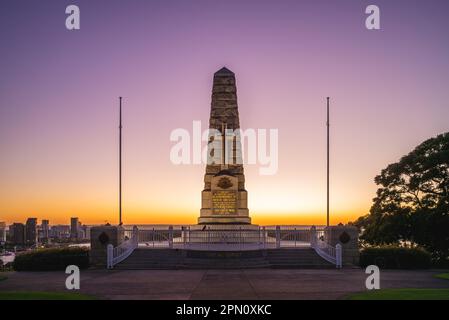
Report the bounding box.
[0,291,96,300]
[346,288,449,300]
[0,275,7,282]
[435,273,449,280]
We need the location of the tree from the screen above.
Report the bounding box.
[355,132,449,262]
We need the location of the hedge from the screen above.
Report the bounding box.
[360,247,431,269]
[14,247,90,271]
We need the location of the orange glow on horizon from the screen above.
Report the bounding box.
[0,158,374,226]
[0,205,367,226]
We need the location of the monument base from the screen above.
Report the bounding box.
[191,224,259,230]
[198,216,251,224]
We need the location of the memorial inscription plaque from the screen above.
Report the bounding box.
[212,191,237,215]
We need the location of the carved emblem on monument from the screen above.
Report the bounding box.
[217,177,233,189]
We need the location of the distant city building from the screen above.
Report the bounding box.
[39,219,50,242]
[81,225,91,240]
[9,223,25,245]
[50,225,70,239]
[70,217,79,240]
[2,219,90,244]
[0,222,6,243]
[26,218,38,246]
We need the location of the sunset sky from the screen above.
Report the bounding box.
[1,0,449,226]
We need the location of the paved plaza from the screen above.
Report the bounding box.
[1,268,448,300]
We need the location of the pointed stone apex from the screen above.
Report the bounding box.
[215,67,234,76]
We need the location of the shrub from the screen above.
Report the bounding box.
[360,247,431,269]
[14,247,89,271]
[431,256,449,268]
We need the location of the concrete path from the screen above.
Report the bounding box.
[1,269,448,300]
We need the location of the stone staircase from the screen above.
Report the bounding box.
[114,249,184,270]
[114,247,334,270]
[182,250,269,269]
[266,248,334,269]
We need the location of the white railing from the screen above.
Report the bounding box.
[310,226,342,268]
[180,228,264,251]
[107,226,138,269]
[107,225,343,268]
[131,226,319,251]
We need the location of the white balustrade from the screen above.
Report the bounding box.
[106,225,343,267]
[107,226,138,269]
[310,226,343,269]
[336,244,342,268]
[125,225,321,251]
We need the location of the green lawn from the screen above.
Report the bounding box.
[0,291,96,300]
[435,273,449,280]
[347,288,449,300]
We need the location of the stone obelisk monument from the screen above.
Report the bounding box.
[198,67,251,225]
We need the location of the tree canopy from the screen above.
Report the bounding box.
[355,132,449,262]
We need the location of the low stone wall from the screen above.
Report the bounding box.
[324,225,359,266]
[90,225,124,268]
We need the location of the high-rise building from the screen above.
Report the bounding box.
[70,217,79,239]
[0,222,6,243]
[50,225,70,239]
[40,219,50,242]
[81,225,91,240]
[9,223,25,245]
[25,218,38,246]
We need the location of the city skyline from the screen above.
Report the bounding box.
[1,0,449,225]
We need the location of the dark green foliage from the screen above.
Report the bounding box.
[360,247,431,269]
[355,132,449,263]
[13,247,89,271]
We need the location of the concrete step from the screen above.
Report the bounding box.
[115,248,335,270]
[271,264,335,269]
[265,248,334,268]
[182,260,270,268]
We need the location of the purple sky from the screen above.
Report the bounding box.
[1,0,449,225]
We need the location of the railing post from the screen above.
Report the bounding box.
[336,244,342,269]
[133,225,138,247]
[169,225,173,248]
[107,244,113,269]
[294,228,296,248]
[262,227,266,249]
[182,226,186,247]
[152,227,155,248]
[239,227,242,250]
[275,226,280,249]
[188,226,191,246]
[310,225,317,248]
